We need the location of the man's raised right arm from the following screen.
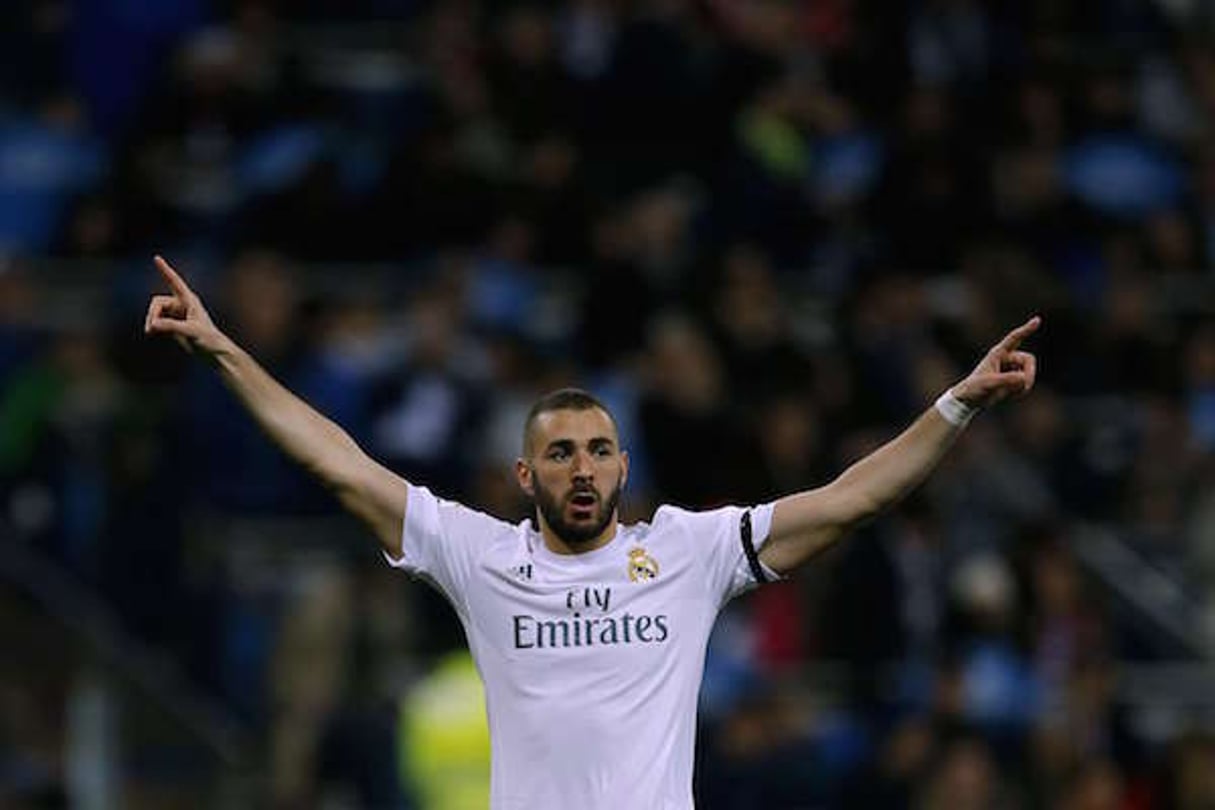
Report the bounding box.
[144,256,408,559]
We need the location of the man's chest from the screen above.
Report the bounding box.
[462,539,710,662]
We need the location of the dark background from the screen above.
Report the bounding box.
[1,0,1214,807]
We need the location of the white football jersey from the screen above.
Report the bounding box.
[386,484,776,810]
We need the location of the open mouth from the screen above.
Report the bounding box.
[568,491,598,517]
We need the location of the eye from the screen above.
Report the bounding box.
[548,447,570,462]
[593,445,613,458]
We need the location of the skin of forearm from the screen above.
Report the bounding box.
[764,406,964,574]
[210,338,364,491]
[832,406,962,520]
[146,257,408,555]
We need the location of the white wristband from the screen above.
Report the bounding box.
[935,388,978,427]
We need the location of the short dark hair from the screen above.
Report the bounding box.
[522,388,618,456]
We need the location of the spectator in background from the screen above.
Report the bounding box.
[707,243,813,406]
[1055,759,1127,810]
[843,714,938,809]
[488,5,572,145]
[576,202,662,370]
[697,683,826,808]
[1161,731,1215,810]
[916,734,1013,810]
[639,312,762,508]
[947,552,1042,743]
[368,273,484,502]
[0,263,43,383]
[1184,325,1215,452]
[1026,536,1107,688]
[0,94,106,254]
[509,132,594,267]
[6,1,1215,806]
[182,250,366,515]
[400,650,490,810]
[0,326,121,569]
[876,86,983,275]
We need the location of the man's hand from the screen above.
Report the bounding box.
[144,255,231,357]
[951,315,1040,409]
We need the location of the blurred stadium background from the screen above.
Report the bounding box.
[2,0,1215,807]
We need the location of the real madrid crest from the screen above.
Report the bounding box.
[627,546,659,582]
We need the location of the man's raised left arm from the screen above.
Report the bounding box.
[760,316,1040,576]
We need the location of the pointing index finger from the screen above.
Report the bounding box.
[997,315,1042,352]
[154,255,193,299]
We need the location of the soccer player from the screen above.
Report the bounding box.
[145,255,1039,809]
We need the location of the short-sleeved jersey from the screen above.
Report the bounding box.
[386,484,776,810]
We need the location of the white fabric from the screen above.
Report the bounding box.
[387,484,776,810]
[934,387,978,427]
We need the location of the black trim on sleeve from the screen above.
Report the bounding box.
[740,510,769,585]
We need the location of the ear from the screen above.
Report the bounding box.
[515,458,535,497]
[620,450,630,490]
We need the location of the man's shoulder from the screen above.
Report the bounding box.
[630,503,740,541]
[409,483,528,543]
[412,484,505,517]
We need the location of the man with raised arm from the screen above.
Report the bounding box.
[145,254,1039,809]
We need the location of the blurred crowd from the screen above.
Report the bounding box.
[2,0,1215,807]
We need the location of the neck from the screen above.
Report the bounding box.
[538,516,619,555]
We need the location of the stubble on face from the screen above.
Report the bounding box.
[531,472,623,547]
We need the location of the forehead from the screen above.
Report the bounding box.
[529,408,618,448]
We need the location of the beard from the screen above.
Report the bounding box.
[532,477,623,547]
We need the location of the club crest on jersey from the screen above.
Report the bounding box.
[627,547,659,582]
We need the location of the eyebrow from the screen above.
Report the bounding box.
[544,437,617,453]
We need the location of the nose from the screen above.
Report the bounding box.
[571,449,594,481]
